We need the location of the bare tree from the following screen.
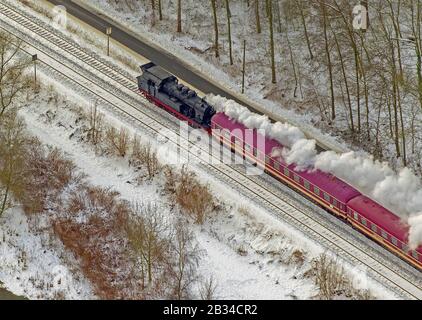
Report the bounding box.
[177,0,182,32]
[105,126,129,157]
[126,202,170,287]
[255,0,261,34]
[331,25,354,132]
[0,112,27,216]
[0,32,30,119]
[87,101,104,148]
[267,0,276,83]
[409,0,422,110]
[158,0,163,20]
[320,1,335,120]
[150,0,156,26]
[130,139,161,181]
[198,276,218,300]
[225,0,233,65]
[296,0,313,59]
[170,220,201,300]
[211,0,220,58]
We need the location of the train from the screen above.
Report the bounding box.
[137,62,422,271]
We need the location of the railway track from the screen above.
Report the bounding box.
[1,0,422,299]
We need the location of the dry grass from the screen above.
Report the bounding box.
[20,140,79,214]
[237,205,250,216]
[198,276,218,300]
[53,185,140,299]
[105,126,129,157]
[288,249,306,267]
[130,138,161,181]
[170,166,216,224]
[87,103,104,148]
[308,253,374,300]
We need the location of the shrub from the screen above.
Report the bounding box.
[21,141,78,214]
[313,253,346,300]
[174,166,215,224]
[130,138,161,181]
[105,126,129,157]
[53,185,137,299]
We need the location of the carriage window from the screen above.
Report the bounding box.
[353,212,359,220]
[224,130,231,139]
[403,244,409,253]
[265,155,271,164]
[294,174,300,183]
[412,251,419,259]
[371,224,377,233]
[323,193,330,202]
[245,144,252,153]
[253,148,257,157]
[304,180,310,190]
[333,199,338,207]
[381,230,388,239]
[284,167,290,177]
[274,161,280,170]
[314,186,320,195]
[391,237,398,246]
[361,218,367,226]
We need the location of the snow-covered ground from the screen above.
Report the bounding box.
[20,73,321,299]
[0,0,405,299]
[0,61,398,299]
[0,207,94,299]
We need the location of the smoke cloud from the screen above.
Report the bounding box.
[207,94,422,249]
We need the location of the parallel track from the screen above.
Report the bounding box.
[1,0,421,299]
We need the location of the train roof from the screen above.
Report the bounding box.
[140,62,175,85]
[212,113,277,152]
[291,167,361,204]
[148,65,172,80]
[348,195,410,242]
[212,112,361,203]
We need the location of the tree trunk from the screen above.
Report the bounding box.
[225,0,233,65]
[411,0,422,110]
[0,183,10,216]
[255,0,261,34]
[177,0,182,32]
[158,0,162,20]
[268,0,276,83]
[211,0,219,58]
[296,0,313,60]
[321,2,335,120]
[332,27,354,132]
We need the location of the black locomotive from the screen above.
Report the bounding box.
[137,62,216,129]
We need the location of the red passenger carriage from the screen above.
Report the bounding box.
[211,112,422,270]
[211,113,360,218]
[348,196,422,268]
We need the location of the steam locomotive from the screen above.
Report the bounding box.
[137,62,216,130]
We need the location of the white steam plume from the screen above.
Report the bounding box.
[207,94,422,249]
